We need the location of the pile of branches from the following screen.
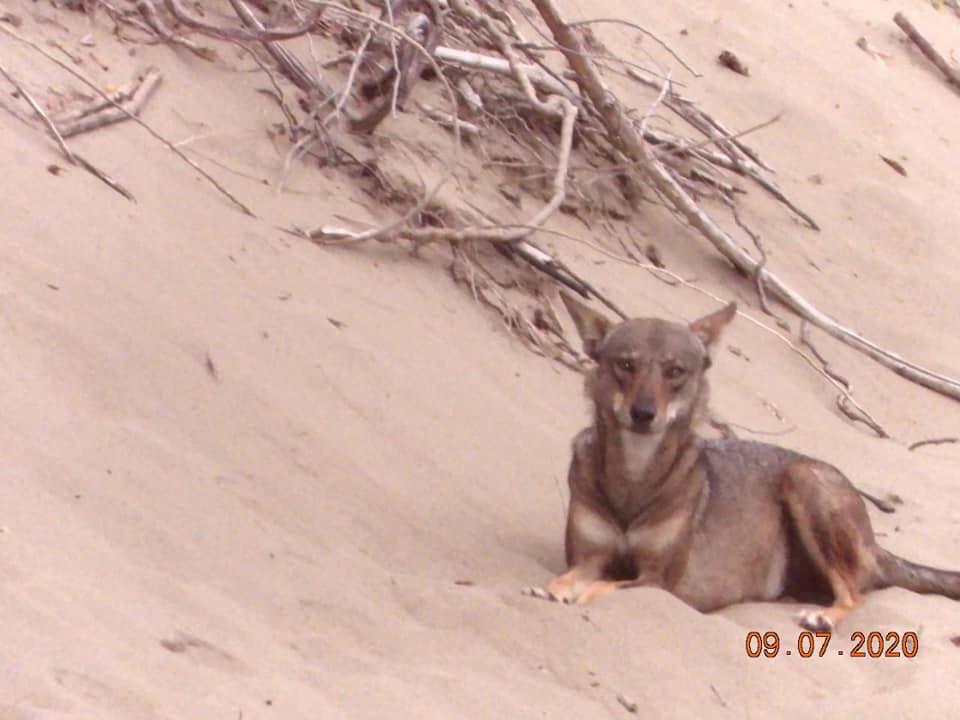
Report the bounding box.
[8,0,960,432]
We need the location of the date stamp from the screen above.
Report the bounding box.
[745,630,919,658]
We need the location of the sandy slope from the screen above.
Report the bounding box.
[1,0,959,717]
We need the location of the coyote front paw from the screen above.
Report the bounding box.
[521,584,578,604]
[795,608,834,632]
[521,586,568,603]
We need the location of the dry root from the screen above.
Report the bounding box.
[12,0,959,422]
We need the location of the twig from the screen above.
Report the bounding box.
[894,12,960,92]
[324,20,373,126]
[907,437,959,452]
[714,417,798,437]
[55,68,162,137]
[799,321,848,389]
[632,79,816,229]
[564,17,700,78]
[0,23,254,216]
[136,0,217,60]
[244,47,298,130]
[800,322,887,438]
[384,0,402,120]
[225,0,330,95]
[308,94,575,243]
[164,0,326,42]
[0,59,135,201]
[0,61,73,161]
[569,229,888,436]
[676,112,783,158]
[626,68,773,172]
[415,101,481,136]
[455,76,484,112]
[553,258,626,320]
[308,3,578,249]
[728,200,783,324]
[637,70,671,134]
[277,132,319,194]
[528,1,960,402]
[448,245,584,371]
[72,155,137,201]
[434,46,575,100]
[351,7,445,133]
[502,242,588,296]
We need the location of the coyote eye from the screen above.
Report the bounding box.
[615,358,635,373]
[664,365,686,379]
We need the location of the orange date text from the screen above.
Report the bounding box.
[744,630,918,658]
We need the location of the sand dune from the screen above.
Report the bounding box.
[1,0,959,717]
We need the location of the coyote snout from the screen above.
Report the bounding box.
[531,293,960,631]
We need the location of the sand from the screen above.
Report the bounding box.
[1,0,959,717]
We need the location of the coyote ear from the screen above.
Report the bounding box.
[690,302,737,348]
[560,291,612,360]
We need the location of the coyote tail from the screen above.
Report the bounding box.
[876,549,960,599]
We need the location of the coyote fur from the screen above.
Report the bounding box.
[541,293,960,630]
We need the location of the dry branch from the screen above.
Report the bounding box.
[908,437,959,452]
[449,244,585,371]
[563,17,700,78]
[294,0,634,316]
[529,0,960,402]
[164,0,326,42]
[434,46,574,99]
[0,61,73,161]
[307,94,577,243]
[351,6,445,134]
[625,70,819,228]
[55,68,162,137]
[308,0,582,271]
[416,101,481,136]
[800,321,887,438]
[0,58,135,201]
[136,0,217,59]
[563,226,888,437]
[0,23,254,216]
[226,0,329,94]
[102,0,955,411]
[894,12,960,92]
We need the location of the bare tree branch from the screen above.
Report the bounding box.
[528,0,960,402]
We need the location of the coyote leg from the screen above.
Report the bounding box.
[782,462,875,631]
[574,573,663,605]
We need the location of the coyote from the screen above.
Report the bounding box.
[536,293,960,630]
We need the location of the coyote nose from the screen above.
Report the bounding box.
[630,403,656,426]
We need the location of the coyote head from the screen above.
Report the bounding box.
[561,294,736,435]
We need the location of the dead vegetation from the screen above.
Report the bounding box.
[2,0,959,440]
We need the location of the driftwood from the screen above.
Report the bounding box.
[54,68,162,137]
[894,12,960,93]
[415,102,481,136]
[434,46,574,99]
[226,0,327,95]
[26,0,957,421]
[529,0,960,403]
[0,57,135,200]
[0,22,253,215]
[626,71,817,229]
[308,92,578,244]
[136,0,216,60]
